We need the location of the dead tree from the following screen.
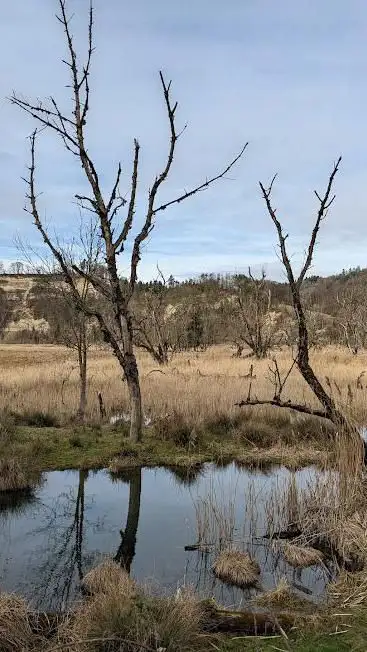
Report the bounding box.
[237,158,360,441]
[232,269,280,359]
[11,0,247,442]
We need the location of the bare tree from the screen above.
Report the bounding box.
[238,158,358,438]
[231,269,281,359]
[133,268,175,365]
[9,261,25,275]
[11,1,246,442]
[0,289,11,339]
[18,220,101,422]
[55,275,94,423]
[336,283,367,355]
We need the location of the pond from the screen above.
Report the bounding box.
[0,463,333,612]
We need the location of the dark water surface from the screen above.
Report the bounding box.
[0,464,332,612]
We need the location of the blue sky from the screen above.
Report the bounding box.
[0,0,366,281]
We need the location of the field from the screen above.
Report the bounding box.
[0,343,366,427]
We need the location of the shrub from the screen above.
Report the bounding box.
[154,412,199,448]
[10,411,58,428]
[69,434,83,448]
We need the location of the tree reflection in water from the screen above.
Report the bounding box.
[113,468,142,573]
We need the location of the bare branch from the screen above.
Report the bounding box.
[107,163,123,215]
[114,140,140,252]
[298,157,341,287]
[152,143,248,215]
[236,397,329,420]
[259,178,296,288]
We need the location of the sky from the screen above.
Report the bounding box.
[0,0,367,281]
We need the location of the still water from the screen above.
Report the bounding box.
[0,463,332,612]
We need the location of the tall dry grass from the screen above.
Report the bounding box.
[262,431,367,575]
[0,343,366,427]
[61,560,205,652]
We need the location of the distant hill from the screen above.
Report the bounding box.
[0,266,364,345]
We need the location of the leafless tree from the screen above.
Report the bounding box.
[17,220,101,422]
[8,261,25,275]
[231,269,281,359]
[11,0,246,442]
[133,268,175,365]
[0,290,11,339]
[336,283,367,355]
[237,158,360,441]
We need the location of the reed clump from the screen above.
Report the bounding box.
[280,543,323,568]
[255,577,310,611]
[0,459,39,494]
[213,549,260,588]
[81,559,136,598]
[0,593,44,652]
[63,560,205,652]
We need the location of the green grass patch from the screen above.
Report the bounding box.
[0,423,334,471]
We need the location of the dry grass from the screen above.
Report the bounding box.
[0,593,43,651]
[280,542,323,568]
[81,559,136,598]
[194,480,237,550]
[62,561,205,652]
[0,459,38,493]
[0,343,365,427]
[261,430,367,580]
[329,569,367,608]
[255,577,310,611]
[213,549,260,588]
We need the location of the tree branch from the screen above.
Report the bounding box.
[152,143,248,215]
[297,157,341,287]
[114,139,140,253]
[235,398,328,420]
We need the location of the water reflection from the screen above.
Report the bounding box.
[0,464,333,612]
[114,468,141,573]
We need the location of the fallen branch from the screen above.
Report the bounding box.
[235,398,328,420]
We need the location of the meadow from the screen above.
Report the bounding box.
[0,343,366,427]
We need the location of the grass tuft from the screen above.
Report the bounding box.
[255,577,311,611]
[64,561,205,652]
[0,593,44,651]
[213,549,260,588]
[280,542,323,568]
[0,458,40,494]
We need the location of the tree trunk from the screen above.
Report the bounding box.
[76,324,87,423]
[120,313,143,442]
[293,290,357,436]
[123,352,143,442]
[115,468,141,573]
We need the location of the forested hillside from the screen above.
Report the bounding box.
[0,265,365,355]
